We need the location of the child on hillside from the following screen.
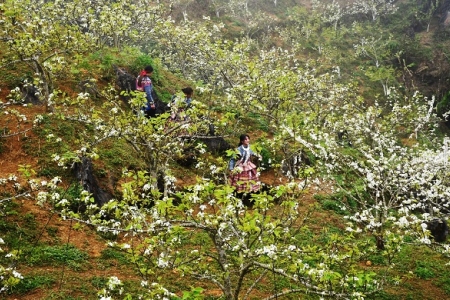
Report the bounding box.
[170,87,194,121]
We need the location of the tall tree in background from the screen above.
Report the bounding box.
[350,0,398,21]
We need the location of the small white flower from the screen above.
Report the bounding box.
[12,270,23,279]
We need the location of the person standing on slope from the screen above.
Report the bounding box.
[229,134,261,193]
[137,65,156,118]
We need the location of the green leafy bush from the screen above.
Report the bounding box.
[100,248,129,265]
[414,261,435,279]
[12,275,55,294]
[27,244,88,269]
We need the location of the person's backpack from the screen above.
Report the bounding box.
[135,75,145,92]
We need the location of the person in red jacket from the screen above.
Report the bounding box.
[136,65,156,118]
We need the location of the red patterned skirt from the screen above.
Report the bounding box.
[230,161,260,193]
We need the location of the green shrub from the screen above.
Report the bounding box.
[320,199,346,214]
[131,55,156,74]
[1,213,38,248]
[22,212,37,228]
[315,193,352,215]
[367,253,386,265]
[11,275,55,294]
[437,91,450,116]
[100,248,129,265]
[253,139,272,168]
[99,139,144,170]
[414,261,435,279]
[27,244,89,269]
[46,226,58,237]
[90,276,109,289]
[438,270,450,294]
[393,245,415,272]
[246,112,269,131]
